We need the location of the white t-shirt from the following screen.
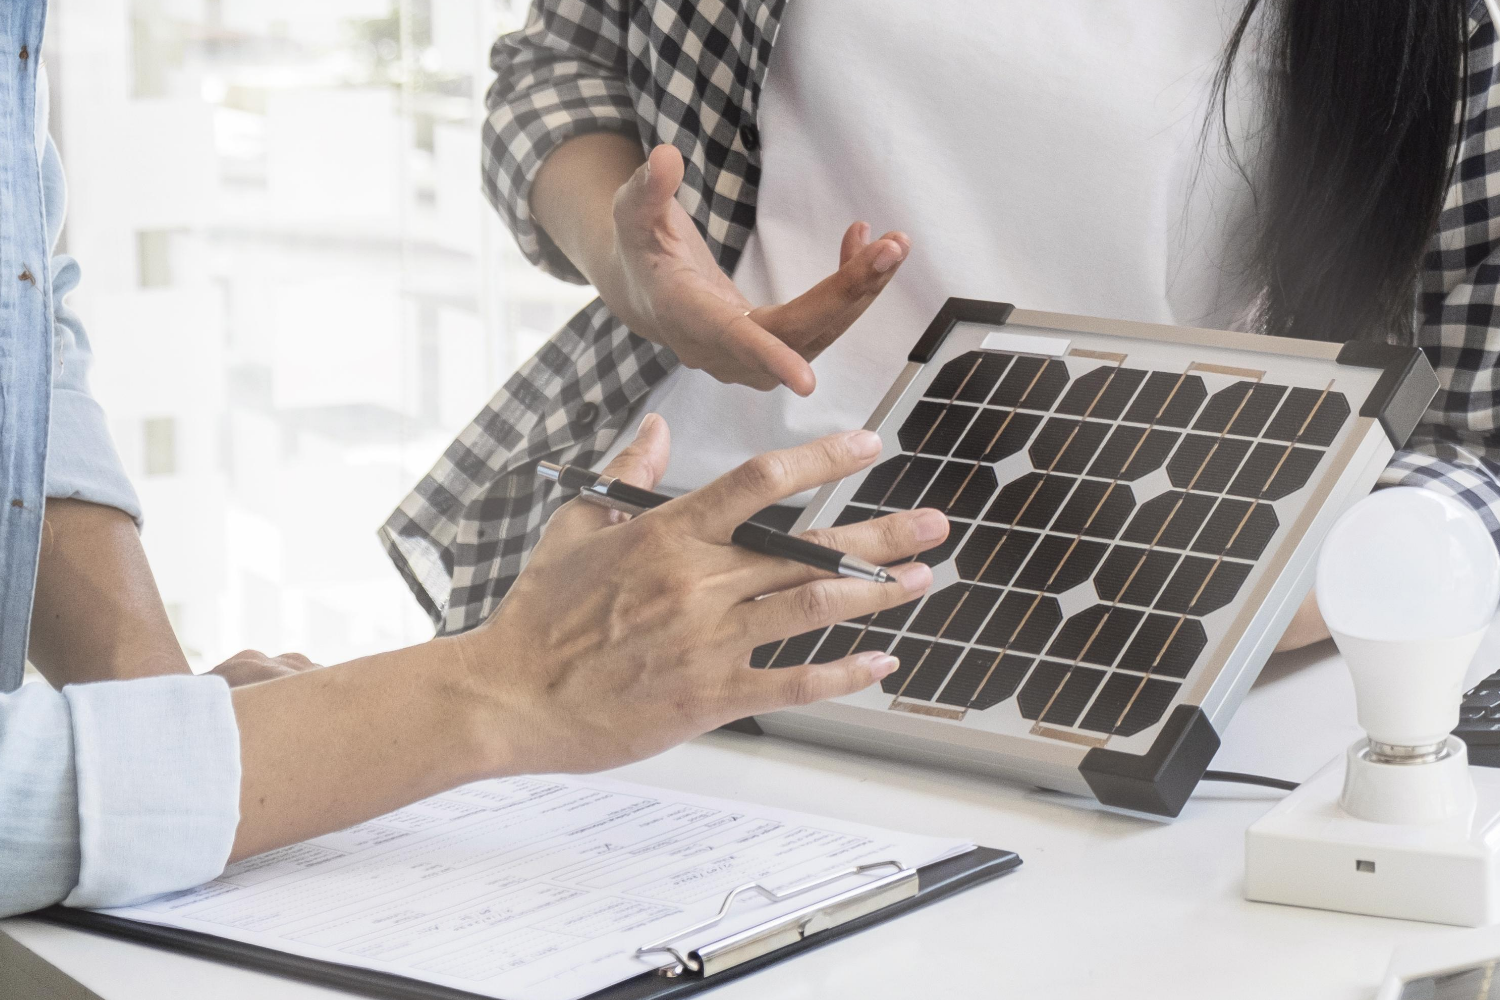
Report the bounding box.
[605,0,1261,498]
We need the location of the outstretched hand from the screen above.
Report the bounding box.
[456,415,947,773]
[603,144,911,396]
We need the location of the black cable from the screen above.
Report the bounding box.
[1201,769,1300,792]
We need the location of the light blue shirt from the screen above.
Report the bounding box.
[0,2,240,918]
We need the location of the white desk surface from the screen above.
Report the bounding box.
[9,633,1500,1000]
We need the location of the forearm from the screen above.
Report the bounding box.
[28,498,188,685]
[530,131,642,292]
[228,636,500,862]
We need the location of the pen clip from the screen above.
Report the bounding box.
[576,489,648,517]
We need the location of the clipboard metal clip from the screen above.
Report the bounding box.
[634,860,918,979]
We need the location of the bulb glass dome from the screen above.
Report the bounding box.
[1316,487,1500,642]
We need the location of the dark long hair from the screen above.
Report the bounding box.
[1215,0,1469,343]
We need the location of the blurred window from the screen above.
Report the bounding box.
[46,0,597,668]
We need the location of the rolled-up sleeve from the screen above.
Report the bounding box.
[484,0,641,282]
[0,675,241,917]
[1380,445,1500,546]
[40,133,141,524]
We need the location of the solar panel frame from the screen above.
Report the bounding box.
[748,300,1438,817]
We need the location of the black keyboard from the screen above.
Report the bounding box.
[1456,670,1500,767]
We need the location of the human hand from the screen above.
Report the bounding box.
[208,650,322,687]
[456,414,946,773]
[602,144,911,396]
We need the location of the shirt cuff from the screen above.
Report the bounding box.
[62,674,241,909]
[46,385,142,526]
[483,74,639,283]
[1379,447,1500,548]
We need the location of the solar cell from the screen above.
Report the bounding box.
[1122,492,1215,549]
[1051,480,1135,539]
[906,583,1001,643]
[1118,615,1206,677]
[990,356,1069,409]
[1056,367,1148,420]
[920,462,996,519]
[852,455,940,508]
[1039,666,1108,727]
[1028,418,1112,474]
[954,409,1041,462]
[811,625,863,664]
[984,473,1074,528]
[1123,372,1206,427]
[1264,388,1350,446]
[769,631,824,668]
[1017,662,1072,720]
[898,401,977,456]
[955,652,1034,710]
[1093,546,1177,606]
[956,526,1039,585]
[1087,426,1179,480]
[976,592,1063,653]
[886,639,965,700]
[1193,499,1279,559]
[1047,605,1144,667]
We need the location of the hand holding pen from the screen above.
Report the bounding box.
[538,465,893,583]
[497,416,948,770]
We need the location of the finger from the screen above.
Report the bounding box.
[546,414,672,535]
[673,430,883,537]
[676,283,817,395]
[273,652,322,672]
[728,507,949,595]
[728,650,901,717]
[753,230,911,359]
[600,411,672,489]
[727,561,932,646]
[839,221,870,267]
[616,144,686,230]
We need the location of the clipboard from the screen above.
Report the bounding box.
[37,846,1019,1000]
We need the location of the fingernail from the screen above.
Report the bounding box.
[642,158,651,182]
[640,412,662,434]
[872,243,903,274]
[846,430,882,458]
[912,509,948,543]
[862,653,900,679]
[891,562,933,593]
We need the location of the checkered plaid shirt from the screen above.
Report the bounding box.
[380,0,1500,635]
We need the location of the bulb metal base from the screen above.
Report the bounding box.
[1365,739,1453,766]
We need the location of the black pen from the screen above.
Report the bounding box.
[536,462,893,584]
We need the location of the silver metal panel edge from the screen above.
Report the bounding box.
[755,703,1093,796]
[1008,309,1345,361]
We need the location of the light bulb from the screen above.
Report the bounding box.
[1317,487,1500,752]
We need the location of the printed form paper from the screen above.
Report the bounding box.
[100,774,972,1000]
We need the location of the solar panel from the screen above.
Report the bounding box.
[747,300,1438,817]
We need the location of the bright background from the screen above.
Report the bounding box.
[45,0,594,668]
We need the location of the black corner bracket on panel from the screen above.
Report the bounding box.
[1334,341,1440,449]
[1078,705,1221,818]
[909,298,1015,364]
